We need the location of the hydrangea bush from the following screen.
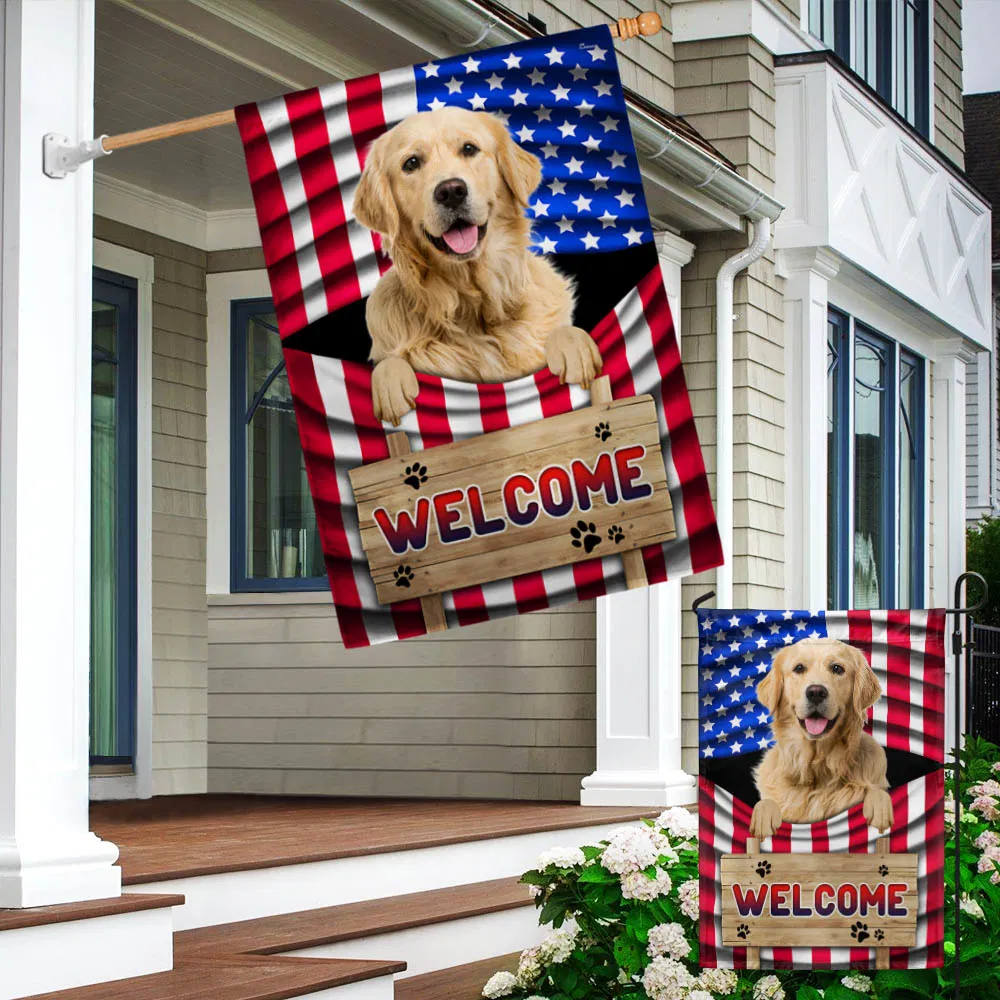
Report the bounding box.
[482,738,1000,1000]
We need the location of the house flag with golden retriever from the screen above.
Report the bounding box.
[697,608,946,970]
[235,25,721,647]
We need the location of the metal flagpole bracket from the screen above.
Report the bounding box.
[691,590,716,615]
[42,133,111,179]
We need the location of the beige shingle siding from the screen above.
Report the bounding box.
[207,600,595,800]
[934,0,964,168]
[674,37,785,775]
[500,0,674,112]
[94,216,208,796]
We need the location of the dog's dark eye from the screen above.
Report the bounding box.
[792,663,806,674]
[830,662,845,675]
[402,155,421,173]
[460,142,479,158]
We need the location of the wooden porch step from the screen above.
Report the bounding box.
[176,878,532,957]
[0,892,183,932]
[23,954,404,1000]
[394,952,520,1000]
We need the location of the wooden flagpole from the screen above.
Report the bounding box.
[99,12,662,153]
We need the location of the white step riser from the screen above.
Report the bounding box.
[0,907,174,1000]
[295,978,395,1000]
[286,905,542,979]
[128,820,633,930]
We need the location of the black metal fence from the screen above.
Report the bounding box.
[967,620,1000,743]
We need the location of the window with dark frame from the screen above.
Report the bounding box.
[231,299,325,592]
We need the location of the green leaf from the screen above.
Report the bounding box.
[795,988,825,1000]
[578,866,617,884]
[612,934,644,977]
[624,908,656,943]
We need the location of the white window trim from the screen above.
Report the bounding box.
[90,239,154,801]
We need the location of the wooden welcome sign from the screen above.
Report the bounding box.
[721,838,918,969]
[349,378,675,627]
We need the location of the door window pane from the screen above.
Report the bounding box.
[827,313,848,610]
[898,355,921,606]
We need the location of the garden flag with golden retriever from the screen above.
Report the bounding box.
[697,608,946,970]
[235,25,720,647]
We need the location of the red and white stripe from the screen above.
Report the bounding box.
[286,266,719,647]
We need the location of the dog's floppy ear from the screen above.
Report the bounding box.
[353,133,399,239]
[757,647,790,717]
[846,644,882,720]
[489,114,542,208]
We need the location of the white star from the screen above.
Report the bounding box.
[427,97,446,111]
[623,227,643,245]
[462,55,481,74]
[511,88,528,106]
[533,106,552,122]
[809,630,821,639]
[742,626,754,638]
[703,746,715,757]
[743,677,755,687]
[769,623,780,634]
[551,83,570,101]
[582,134,602,153]
[590,172,609,190]
[713,630,726,641]
[732,740,744,753]
[598,209,618,229]
[527,67,546,85]
[757,663,768,674]
[755,636,767,649]
[531,199,549,217]
[600,115,620,132]
[758,736,770,749]
[422,62,440,78]
[547,178,566,195]
[572,193,591,212]
[701,618,715,632]
[581,231,600,250]
[701,643,713,656]
[701,667,713,681]
[540,142,559,159]
[536,235,558,254]
[545,46,564,64]
[728,663,741,675]
[557,120,577,138]
[715,653,727,665]
[445,77,463,94]
[502,52,522,70]
[594,80,613,98]
[782,634,794,644]
[715,678,727,691]
[607,151,627,169]
[756,612,767,623]
[556,215,574,233]
[566,157,584,175]
[795,621,806,631]
[703,720,714,733]
[485,72,504,90]
[782,610,794,620]
[702,694,713,706]
[758,712,769,724]
[729,690,741,703]
[570,64,589,81]
[729,641,741,652]
[493,109,510,126]
[729,615,742,627]
[615,189,636,208]
[730,715,743,728]
[576,99,595,116]
[589,45,608,61]
[468,93,487,110]
[742,651,754,663]
[516,125,535,143]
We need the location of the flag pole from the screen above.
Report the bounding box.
[43,11,662,176]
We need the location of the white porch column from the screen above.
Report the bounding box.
[0,0,121,906]
[778,248,840,609]
[580,232,696,807]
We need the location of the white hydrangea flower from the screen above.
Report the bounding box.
[687,992,715,1000]
[528,884,543,899]
[482,971,518,998]
[678,878,700,921]
[601,827,660,875]
[538,921,578,965]
[753,974,786,1000]
[841,973,872,992]
[640,956,695,1000]
[698,968,738,993]
[535,846,586,869]
[646,921,690,960]
[620,867,672,901]
[656,806,698,840]
[651,831,680,865]
[516,946,541,986]
[960,893,986,921]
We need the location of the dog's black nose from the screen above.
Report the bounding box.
[434,178,468,208]
[806,684,827,705]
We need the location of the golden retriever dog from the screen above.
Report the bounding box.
[352,107,602,425]
[748,637,894,839]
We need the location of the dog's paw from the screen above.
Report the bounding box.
[393,564,414,588]
[850,922,870,943]
[873,928,885,942]
[545,325,602,389]
[863,788,894,833]
[403,463,427,490]
[878,863,889,877]
[755,860,772,877]
[372,356,419,427]
[736,923,750,940]
[749,799,783,840]
[570,520,602,554]
[607,525,625,544]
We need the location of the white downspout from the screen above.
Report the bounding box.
[715,219,773,609]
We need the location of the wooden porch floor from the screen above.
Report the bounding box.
[90,794,653,884]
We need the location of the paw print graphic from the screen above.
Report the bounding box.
[736,923,750,940]
[851,922,870,944]
[755,860,772,877]
[570,520,602,554]
[607,525,625,544]
[393,565,414,588]
[878,864,889,877]
[403,463,428,490]
[594,421,612,442]
[874,929,885,942]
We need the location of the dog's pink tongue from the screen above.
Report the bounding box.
[804,716,829,736]
[442,224,478,254]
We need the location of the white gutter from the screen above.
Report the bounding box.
[714,219,773,608]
